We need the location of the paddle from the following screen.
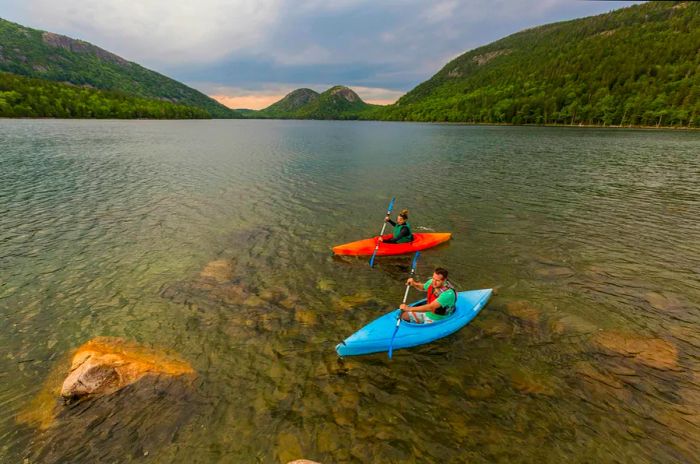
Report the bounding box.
[388,251,420,359]
[369,197,396,268]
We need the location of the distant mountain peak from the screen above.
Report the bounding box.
[256,85,375,119]
[264,88,320,113]
[326,85,361,103]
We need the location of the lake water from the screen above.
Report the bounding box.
[1,120,699,463]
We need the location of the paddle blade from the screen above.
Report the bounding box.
[388,316,401,359]
[411,251,420,270]
[370,197,395,268]
[387,196,396,214]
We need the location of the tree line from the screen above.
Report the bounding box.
[0,72,211,119]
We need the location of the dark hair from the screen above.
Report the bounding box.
[398,209,409,219]
[434,267,448,279]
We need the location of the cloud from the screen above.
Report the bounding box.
[351,86,404,105]
[4,0,642,100]
[18,0,281,65]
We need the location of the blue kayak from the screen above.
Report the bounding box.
[336,289,492,357]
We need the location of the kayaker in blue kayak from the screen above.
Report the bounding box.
[378,209,413,244]
[399,267,457,323]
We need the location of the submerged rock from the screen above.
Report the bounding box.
[277,432,304,463]
[17,337,199,463]
[510,369,556,396]
[61,337,195,399]
[199,258,235,283]
[475,317,513,337]
[644,291,684,312]
[505,300,540,324]
[534,266,574,278]
[592,331,679,371]
[334,291,376,310]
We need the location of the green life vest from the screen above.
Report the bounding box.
[392,222,413,243]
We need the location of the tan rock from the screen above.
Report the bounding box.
[574,361,625,390]
[510,369,555,396]
[535,266,574,277]
[549,314,598,335]
[592,331,679,370]
[477,318,512,337]
[199,258,234,283]
[644,291,683,311]
[335,291,373,310]
[316,279,334,292]
[17,337,195,430]
[505,301,540,324]
[276,432,303,463]
[294,308,318,326]
[61,337,194,399]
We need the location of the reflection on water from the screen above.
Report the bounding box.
[1,120,699,462]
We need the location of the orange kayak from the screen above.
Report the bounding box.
[332,233,452,256]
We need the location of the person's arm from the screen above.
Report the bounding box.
[400,300,441,313]
[385,217,396,226]
[405,277,426,292]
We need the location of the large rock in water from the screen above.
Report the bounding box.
[592,331,679,371]
[18,337,198,463]
[61,337,195,399]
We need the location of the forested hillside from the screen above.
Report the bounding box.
[0,18,238,118]
[0,72,210,118]
[372,1,700,127]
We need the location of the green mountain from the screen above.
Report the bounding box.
[0,17,239,118]
[372,1,700,127]
[0,71,210,118]
[255,86,378,119]
[258,88,320,118]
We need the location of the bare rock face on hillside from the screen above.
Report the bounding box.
[329,85,359,102]
[267,88,320,112]
[42,32,130,67]
[284,88,320,107]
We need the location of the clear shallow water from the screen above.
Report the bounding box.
[1,120,699,463]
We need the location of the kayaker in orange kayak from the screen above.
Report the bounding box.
[399,267,457,323]
[378,209,413,244]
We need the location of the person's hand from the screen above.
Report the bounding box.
[384,215,391,222]
[378,236,383,242]
[406,277,415,286]
[400,304,409,311]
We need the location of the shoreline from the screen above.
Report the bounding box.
[1,116,698,131]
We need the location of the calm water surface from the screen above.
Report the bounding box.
[1,120,699,463]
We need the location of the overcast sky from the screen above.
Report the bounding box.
[0,0,640,109]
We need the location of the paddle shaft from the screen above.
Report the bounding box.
[388,251,420,358]
[369,197,396,267]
